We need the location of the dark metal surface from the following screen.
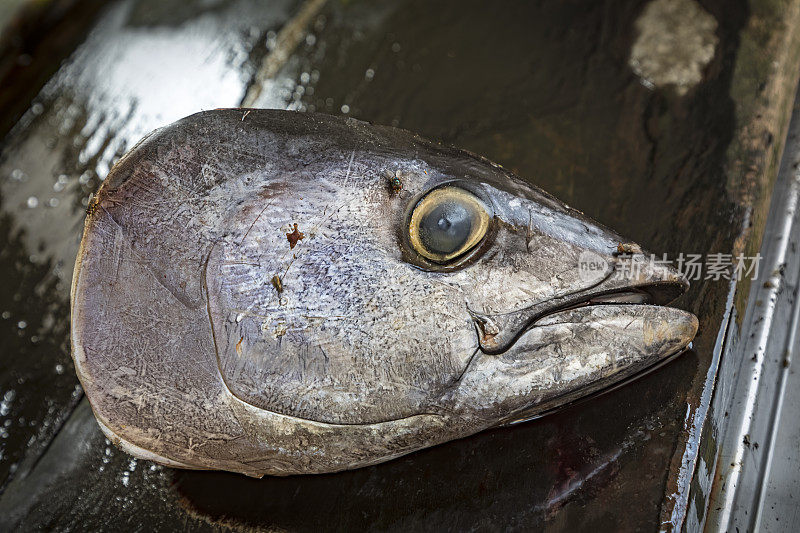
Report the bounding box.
[0,0,797,530]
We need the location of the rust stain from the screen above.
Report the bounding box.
[286,223,305,248]
[235,337,243,356]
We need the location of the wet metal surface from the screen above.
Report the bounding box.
[696,96,800,532]
[0,0,796,530]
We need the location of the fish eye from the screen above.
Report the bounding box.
[408,186,491,263]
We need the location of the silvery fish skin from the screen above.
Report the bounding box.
[70,109,698,476]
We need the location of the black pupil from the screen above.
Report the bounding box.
[419,201,473,255]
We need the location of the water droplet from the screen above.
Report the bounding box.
[341,104,350,114]
[26,197,38,208]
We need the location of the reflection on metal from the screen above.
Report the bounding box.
[698,99,800,531]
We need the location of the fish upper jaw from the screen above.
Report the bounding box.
[468,250,691,354]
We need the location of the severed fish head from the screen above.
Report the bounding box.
[71,109,697,476]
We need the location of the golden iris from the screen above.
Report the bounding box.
[408,186,490,263]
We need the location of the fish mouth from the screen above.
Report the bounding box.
[472,278,692,355]
[454,279,698,426]
[457,277,698,427]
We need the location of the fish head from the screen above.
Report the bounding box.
[71,109,697,475]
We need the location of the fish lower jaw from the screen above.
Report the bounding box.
[496,343,690,427]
